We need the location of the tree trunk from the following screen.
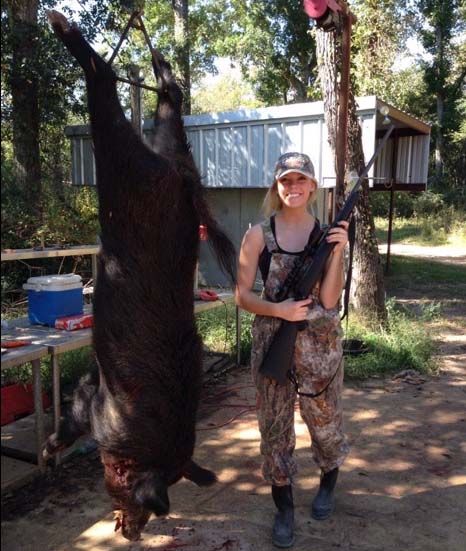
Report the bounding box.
[347,92,388,323]
[172,0,191,115]
[315,27,345,209]
[316,18,387,324]
[435,23,444,180]
[7,0,42,219]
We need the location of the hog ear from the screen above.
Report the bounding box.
[133,473,170,517]
[183,460,217,487]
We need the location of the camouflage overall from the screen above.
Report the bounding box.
[251,218,349,486]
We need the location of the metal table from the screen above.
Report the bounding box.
[1,330,51,473]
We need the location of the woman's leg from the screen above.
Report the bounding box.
[298,360,348,472]
[251,317,298,485]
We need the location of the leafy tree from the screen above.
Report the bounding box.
[192,73,265,114]
[315,10,388,323]
[1,0,108,250]
[418,0,466,197]
[350,0,418,101]
[3,0,42,219]
[216,0,319,105]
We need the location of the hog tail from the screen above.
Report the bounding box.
[196,195,237,285]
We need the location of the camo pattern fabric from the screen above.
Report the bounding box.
[251,218,349,486]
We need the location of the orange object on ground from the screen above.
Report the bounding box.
[55,313,94,331]
[1,340,32,348]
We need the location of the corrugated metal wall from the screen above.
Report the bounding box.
[66,98,381,189]
[374,133,430,185]
[65,97,431,189]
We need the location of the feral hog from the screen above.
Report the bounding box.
[44,11,236,542]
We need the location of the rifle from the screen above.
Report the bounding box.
[259,123,395,384]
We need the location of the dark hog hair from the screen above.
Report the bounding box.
[44,10,235,541]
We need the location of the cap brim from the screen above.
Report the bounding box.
[276,169,316,181]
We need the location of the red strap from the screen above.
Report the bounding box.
[1,340,32,348]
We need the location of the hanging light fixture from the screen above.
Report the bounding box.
[379,104,392,125]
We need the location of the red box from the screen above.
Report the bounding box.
[1,383,51,426]
[55,313,93,331]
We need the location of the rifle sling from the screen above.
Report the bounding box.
[341,214,356,321]
[287,361,342,398]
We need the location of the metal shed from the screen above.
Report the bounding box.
[64,95,430,285]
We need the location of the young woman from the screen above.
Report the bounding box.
[235,152,350,548]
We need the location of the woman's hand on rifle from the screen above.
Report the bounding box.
[320,220,349,309]
[325,220,349,253]
[275,297,313,322]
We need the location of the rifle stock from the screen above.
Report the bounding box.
[259,321,299,384]
[259,124,394,384]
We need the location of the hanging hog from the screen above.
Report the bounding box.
[44,10,236,541]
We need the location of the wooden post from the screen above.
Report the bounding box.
[385,185,395,274]
[52,355,61,466]
[236,306,241,366]
[127,64,143,137]
[32,359,46,472]
[385,136,399,273]
[335,12,354,214]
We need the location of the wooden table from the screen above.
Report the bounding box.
[1,245,100,289]
[1,292,238,470]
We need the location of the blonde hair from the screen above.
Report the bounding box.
[261,177,319,217]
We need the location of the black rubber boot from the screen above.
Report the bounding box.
[311,467,338,520]
[271,485,295,548]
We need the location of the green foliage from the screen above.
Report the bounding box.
[384,254,466,288]
[374,208,466,247]
[1,346,96,395]
[1,154,99,251]
[412,191,445,216]
[195,298,436,378]
[370,190,447,219]
[192,74,265,114]
[417,0,466,193]
[196,303,254,364]
[343,299,436,378]
[351,0,419,102]
[1,149,99,295]
[217,0,318,105]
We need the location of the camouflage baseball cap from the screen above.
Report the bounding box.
[274,152,316,181]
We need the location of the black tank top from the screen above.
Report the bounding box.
[258,216,322,285]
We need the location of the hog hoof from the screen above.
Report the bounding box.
[46,10,70,34]
[42,433,66,460]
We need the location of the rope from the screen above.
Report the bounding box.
[72,3,164,92]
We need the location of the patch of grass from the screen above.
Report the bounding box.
[343,301,436,379]
[195,298,437,380]
[375,211,466,247]
[196,303,254,364]
[384,254,466,290]
[375,218,422,244]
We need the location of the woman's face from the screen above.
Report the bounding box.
[276,172,316,209]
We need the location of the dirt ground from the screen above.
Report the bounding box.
[2,247,465,551]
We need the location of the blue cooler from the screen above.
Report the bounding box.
[23,274,83,326]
